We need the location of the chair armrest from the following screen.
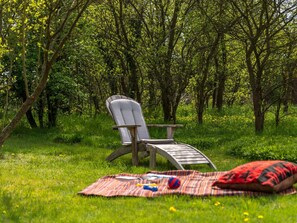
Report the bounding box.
[146,124,184,139]
[146,124,184,128]
[112,124,141,130]
[112,124,141,166]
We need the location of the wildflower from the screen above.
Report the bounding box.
[214,201,221,206]
[244,218,249,222]
[258,215,264,219]
[169,206,176,212]
[243,211,249,216]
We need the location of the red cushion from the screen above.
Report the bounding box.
[213,160,297,192]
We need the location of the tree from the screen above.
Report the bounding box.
[188,0,236,123]
[0,0,93,147]
[229,0,297,132]
[129,0,198,122]
[90,0,143,101]
[281,25,297,110]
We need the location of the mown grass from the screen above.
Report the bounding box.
[0,105,297,223]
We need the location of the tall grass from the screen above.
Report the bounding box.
[0,106,296,222]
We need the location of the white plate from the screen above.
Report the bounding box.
[115,176,140,181]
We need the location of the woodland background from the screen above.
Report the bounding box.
[0,0,297,146]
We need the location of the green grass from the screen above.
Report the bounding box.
[0,106,297,223]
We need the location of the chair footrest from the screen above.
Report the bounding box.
[148,143,217,170]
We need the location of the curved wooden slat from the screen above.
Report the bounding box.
[148,143,217,170]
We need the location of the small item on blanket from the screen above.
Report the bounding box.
[145,173,177,179]
[115,176,141,181]
[143,185,158,192]
[142,175,158,181]
[168,177,181,189]
[136,183,158,187]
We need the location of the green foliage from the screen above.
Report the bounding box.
[53,133,82,144]
[1,0,297,138]
[228,136,297,162]
[175,104,297,162]
[224,107,297,162]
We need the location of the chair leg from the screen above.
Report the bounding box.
[106,146,132,162]
[106,145,148,163]
[149,146,157,169]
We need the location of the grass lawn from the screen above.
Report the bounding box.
[0,106,297,222]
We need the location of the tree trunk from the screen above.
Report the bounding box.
[197,92,205,124]
[26,108,38,128]
[37,97,45,128]
[92,95,100,116]
[251,82,265,133]
[254,111,264,133]
[0,0,92,147]
[22,92,38,128]
[194,33,220,124]
[0,60,51,146]
[291,77,297,105]
[126,51,140,101]
[195,81,205,124]
[159,0,181,123]
[0,97,40,146]
[216,36,227,111]
[46,93,58,128]
[250,77,265,132]
[245,40,265,133]
[212,76,217,109]
[275,100,281,127]
[147,70,157,111]
[216,73,226,111]
[161,90,173,122]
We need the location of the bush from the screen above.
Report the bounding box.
[228,136,297,163]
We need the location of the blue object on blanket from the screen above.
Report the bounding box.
[143,185,158,192]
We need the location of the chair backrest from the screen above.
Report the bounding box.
[106,95,132,115]
[106,96,150,145]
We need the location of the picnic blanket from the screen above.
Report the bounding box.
[78,170,296,197]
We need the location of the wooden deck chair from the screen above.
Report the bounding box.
[106,95,217,170]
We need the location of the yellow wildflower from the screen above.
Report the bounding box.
[244,218,249,222]
[214,201,221,206]
[258,215,264,219]
[169,206,176,212]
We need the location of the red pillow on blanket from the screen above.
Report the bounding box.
[213,160,297,193]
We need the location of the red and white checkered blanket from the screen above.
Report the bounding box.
[79,170,296,197]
